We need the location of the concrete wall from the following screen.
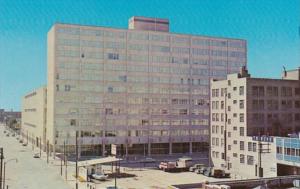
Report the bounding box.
[21,86,47,149]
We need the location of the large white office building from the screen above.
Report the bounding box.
[29,16,247,156]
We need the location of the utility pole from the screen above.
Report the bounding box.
[253,134,272,178]
[3,159,17,189]
[64,141,67,180]
[0,148,4,189]
[75,131,78,189]
[47,140,49,164]
[60,155,62,176]
[39,137,42,158]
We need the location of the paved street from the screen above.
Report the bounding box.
[0,124,71,189]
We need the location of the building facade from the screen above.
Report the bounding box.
[210,67,300,178]
[47,16,247,156]
[21,86,47,150]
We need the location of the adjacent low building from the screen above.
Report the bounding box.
[210,67,300,178]
[0,109,21,123]
[21,86,47,150]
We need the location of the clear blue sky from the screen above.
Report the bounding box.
[0,0,299,111]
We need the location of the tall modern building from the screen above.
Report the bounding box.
[46,16,247,156]
[210,67,300,178]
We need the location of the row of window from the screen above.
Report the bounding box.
[277,146,300,157]
[212,86,245,97]
[55,129,209,138]
[252,113,300,124]
[252,86,300,97]
[212,113,244,122]
[57,27,246,49]
[55,84,209,95]
[67,118,209,127]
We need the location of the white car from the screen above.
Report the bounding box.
[92,173,108,181]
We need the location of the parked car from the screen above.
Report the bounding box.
[22,143,27,146]
[33,153,40,158]
[3,130,6,133]
[19,139,23,143]
[189,163,205,172]
[196,166,209,174]
[92,173,108,181]
[203,168,230,178]
[12,133,15,137]
[203,167,213,177]
[6,133,10,137]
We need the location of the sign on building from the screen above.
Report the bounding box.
[111,144,117,156]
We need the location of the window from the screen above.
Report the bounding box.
[108,86,113,93]
[252,86,264,97]
[233,153,237,157]
[105,108,113,115]
[108,53,119,60]
[239,86,244,95]
[70,119,76,126]
[239,100,244,109]
[253,143,257,152]
[233,140,237,144]
[247,155,254,165]
[56,84,59,91]
[240,113,244,122]
[233,87,237,91]
[179,109,188,115]
[240,127,244,136]
[240,141,245,150]
[248,142,252,151]
[65,85,71,91]
[228,119,231,124]
[240,154,245,163]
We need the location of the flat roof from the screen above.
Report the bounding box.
[78,156,122,167]
[52,22,246,42]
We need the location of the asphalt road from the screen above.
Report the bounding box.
[0,124,71,189]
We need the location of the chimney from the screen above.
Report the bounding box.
[239,66,250,78]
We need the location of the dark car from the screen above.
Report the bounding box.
[203,167,212,177]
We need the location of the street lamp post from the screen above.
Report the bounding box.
[3,158,17,189]
[0,148,4,189]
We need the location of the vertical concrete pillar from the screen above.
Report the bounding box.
[125,144,128,157]
[189,142,192,154]
[102,144,105,156]
[169,142,172,155]
[148,143,151,156]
